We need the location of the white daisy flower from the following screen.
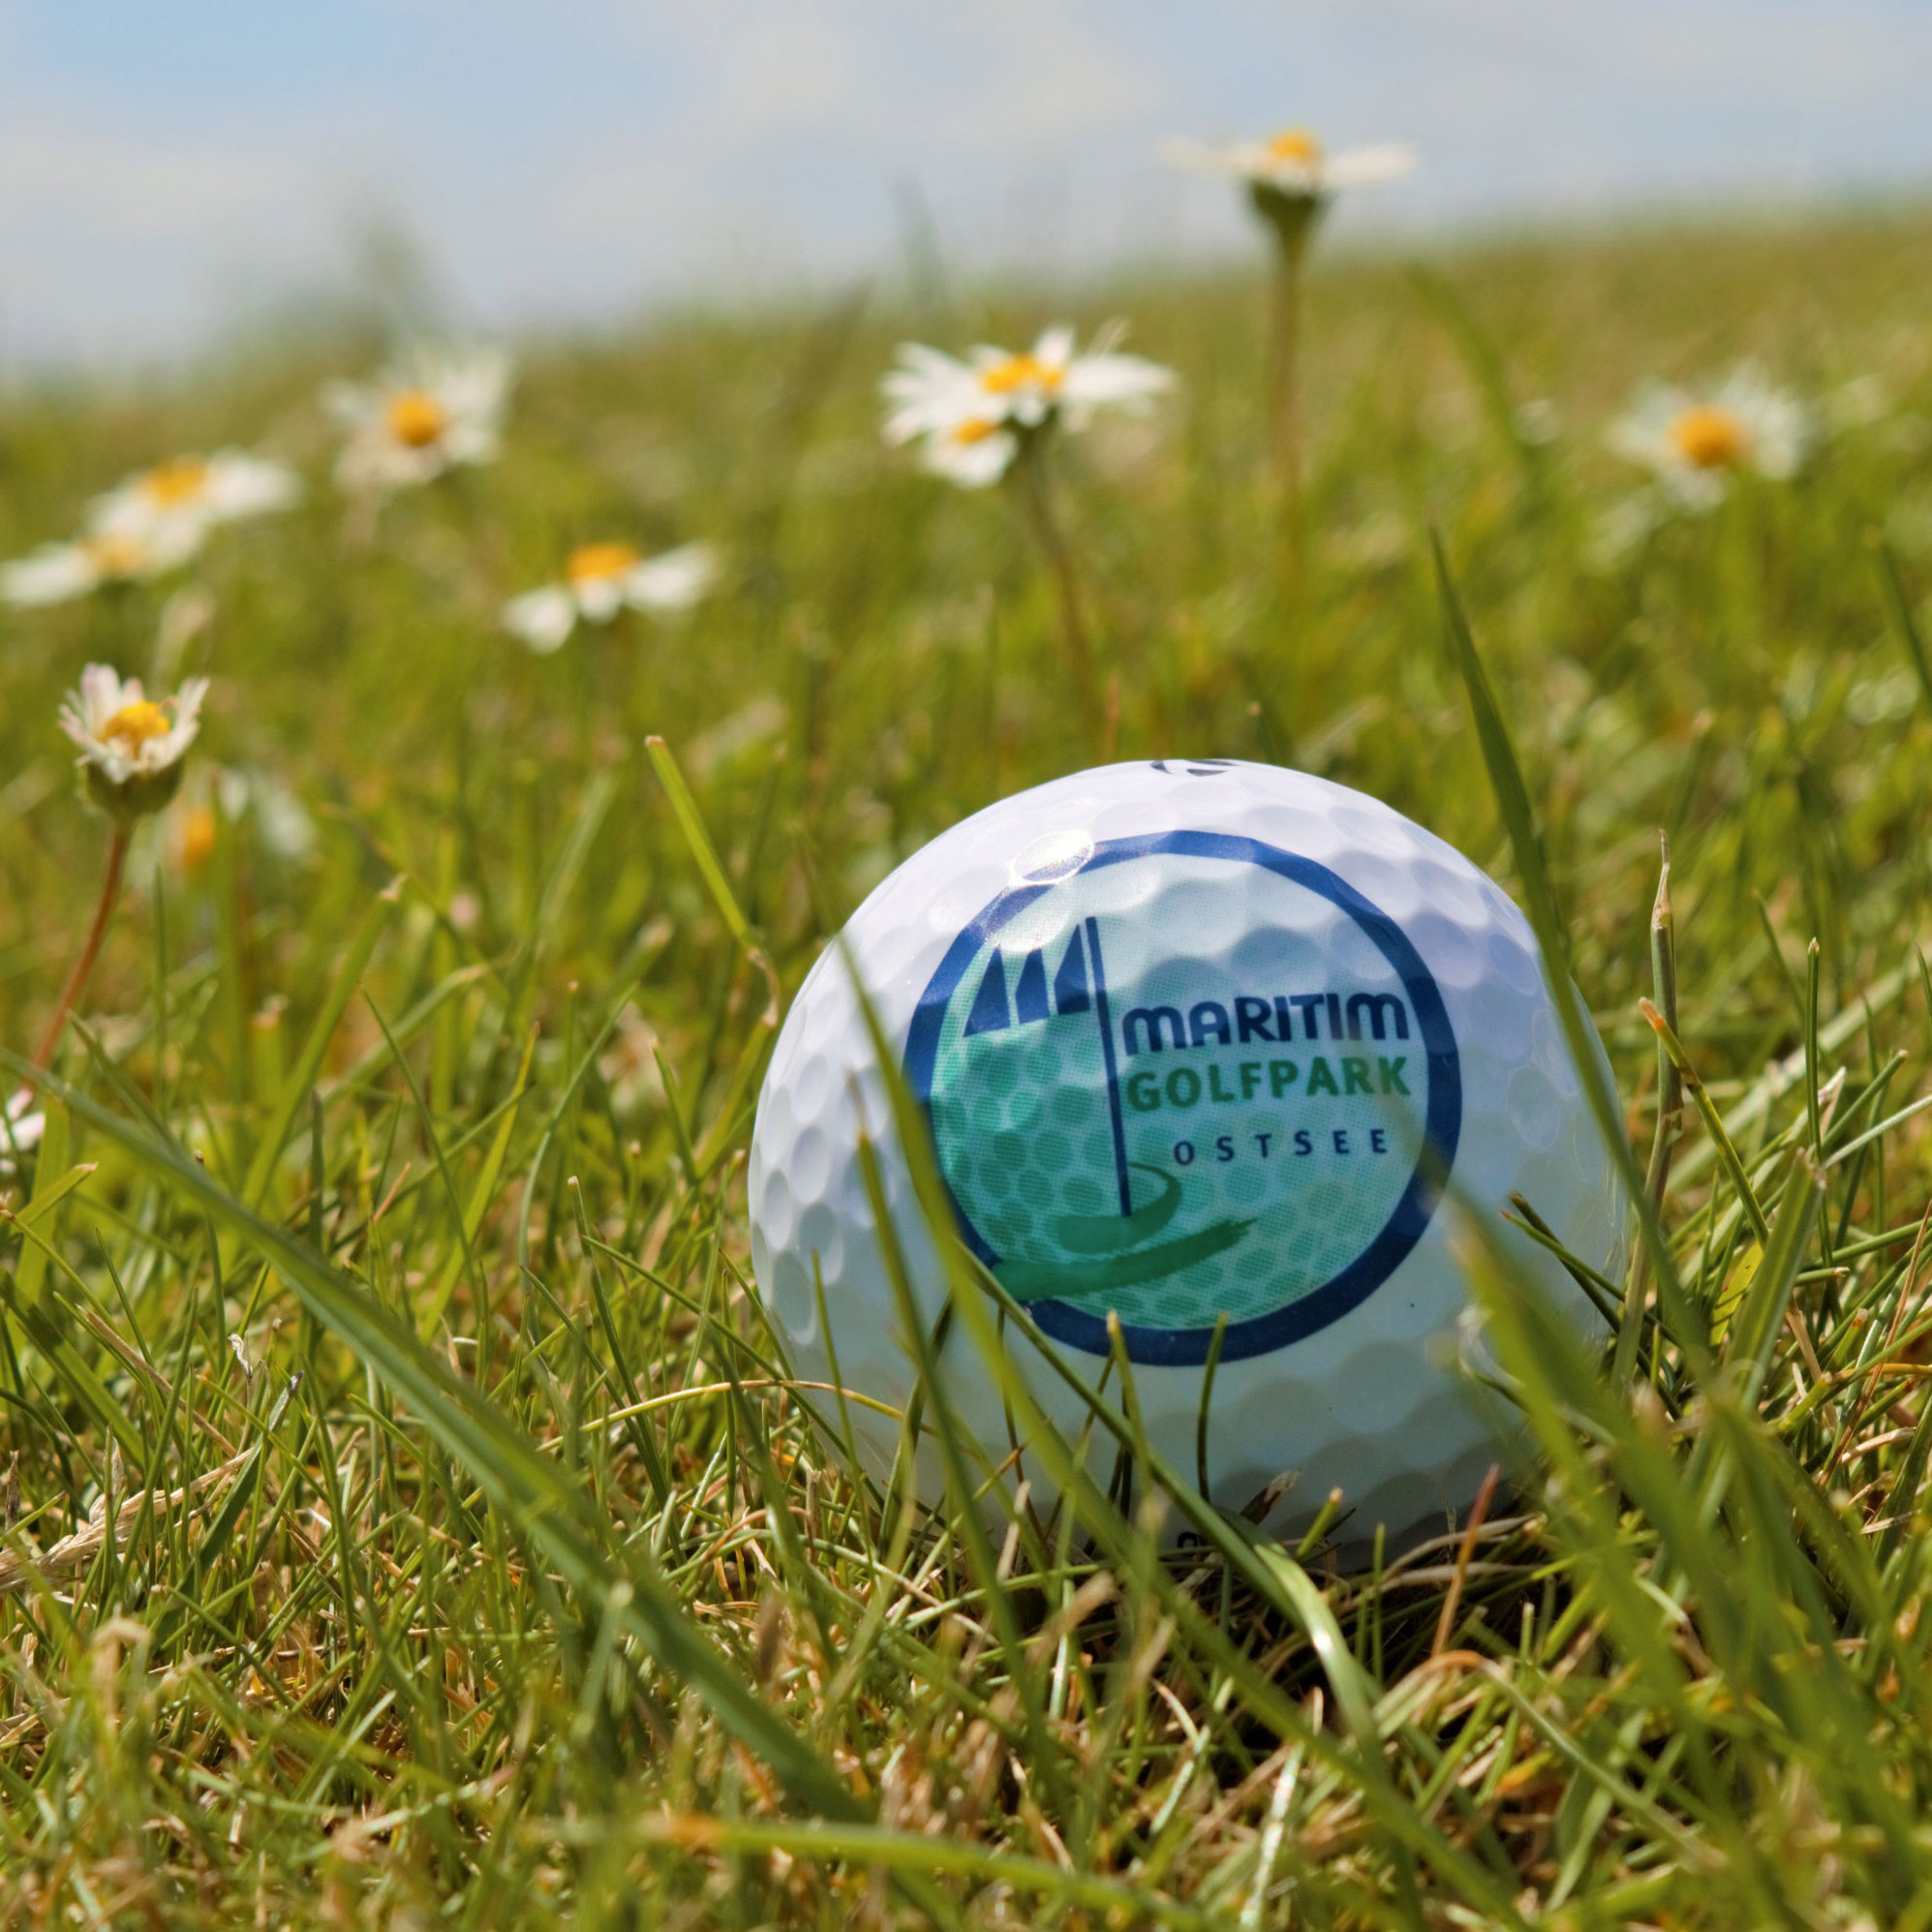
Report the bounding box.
[324,346,512,496]
[1163,128,1416,201]
[59,664,209,819]
[88,451,300,546]
[1,522,205,607]
[881,326,1173,490]
[1607,364,1813,511]
[503,540,720,654]
[0,1088,45,1176]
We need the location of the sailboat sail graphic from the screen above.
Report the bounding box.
[964,924,1089,1035]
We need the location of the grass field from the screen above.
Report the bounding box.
[6,207,1932,1926]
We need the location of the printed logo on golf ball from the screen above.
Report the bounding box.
[906,802,1460,1365]
[750,759,1624,1537]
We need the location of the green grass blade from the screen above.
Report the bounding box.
[10,1099,71,1309]
[1724,1155,1825,1402]
[417,1022,537,1337]
[1874,536,1932,716]
[645,734,753,948]
[244,880,401,1208]
[1433,533,1702,1367]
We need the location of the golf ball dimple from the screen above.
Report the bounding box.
[748,759,1626,1549]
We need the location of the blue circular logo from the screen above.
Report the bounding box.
[905,831,1462,1365]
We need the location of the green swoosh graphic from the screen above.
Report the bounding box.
[1054,1162,1182,1255]
[996,1216,1255,1305]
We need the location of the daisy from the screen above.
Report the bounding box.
[502,540,720,654]
[1165,125,1414,545]
[1,523,205,607]
[324,346,512,496]
[59,663,208,820]
[1607,364,1812,510]
[88,450,300,545]
[1163,127,1416,204]
[881,327,1173,490]
[33,667,210,1071]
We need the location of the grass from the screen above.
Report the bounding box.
[5,205,1932,1925]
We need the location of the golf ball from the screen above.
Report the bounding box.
[749,759,1624,1549]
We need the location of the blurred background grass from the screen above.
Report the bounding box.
[7,212,1931,1042]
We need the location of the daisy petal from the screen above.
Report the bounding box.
[923,426,1017,488]
[503,587,577,654]
[626,543,720,614]
[1,542,102,607]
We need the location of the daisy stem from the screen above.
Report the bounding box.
[1013,435,1100,731]
[33,823,131,1071]
[1268,228,1312,582]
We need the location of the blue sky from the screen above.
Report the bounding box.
[0,0,1927,368]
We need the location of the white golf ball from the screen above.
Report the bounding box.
[749,759,1624,1549]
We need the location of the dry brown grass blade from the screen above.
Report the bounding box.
[0,1450,254,1594]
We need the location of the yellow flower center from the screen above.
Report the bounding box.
[952,417,1002,445]
[140,458,211,506]
[179,804,219,872]
[980,353,1061,396]
[1266,128,1324,165]
[386,389,448,449]
[100,700,171,750]
[566,541,642,585]
[1670,404,1751,470]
